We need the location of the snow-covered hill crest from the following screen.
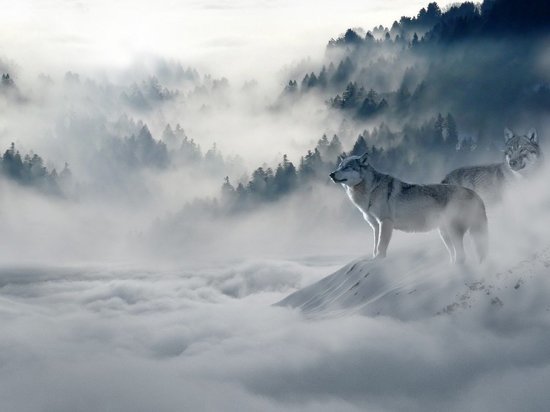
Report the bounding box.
[277,247,550,321]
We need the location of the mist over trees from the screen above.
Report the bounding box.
[216,111,475,211]
[150,0,549,242]
[56,112,240,200]
[1,58,243,202]
[0,0,548,254]
[155,107,477,249]
[214,133,344,211]
[0,143,68,195]
[283,0,549,148]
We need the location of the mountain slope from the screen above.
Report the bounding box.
[277,246,550,321]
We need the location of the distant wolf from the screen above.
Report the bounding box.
[330,153,488,263]
[442,128,542,203]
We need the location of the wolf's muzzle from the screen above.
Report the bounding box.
[330,172,347,183]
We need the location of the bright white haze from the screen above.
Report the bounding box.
[1,0,458,79]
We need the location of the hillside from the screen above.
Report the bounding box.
[278,246,550,321]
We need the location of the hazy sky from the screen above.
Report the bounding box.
[1,0,458,77]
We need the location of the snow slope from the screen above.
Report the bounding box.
[277,247,550,321]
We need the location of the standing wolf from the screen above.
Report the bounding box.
[442,128,542,203]
[330,153,488,263]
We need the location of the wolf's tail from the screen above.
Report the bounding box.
[470,200,489,263]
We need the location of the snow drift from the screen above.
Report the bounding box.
[278,246,550,321]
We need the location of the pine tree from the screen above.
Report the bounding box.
[284,80,298,94]
[326,135,343,164]
[444,113,458,144]
[274,154,297,196]
[60,162,72,181]
[316,134,330,158]
[307,72,318,88]
[301,74,310,90]
[221,176,235,204]
[358,89,380,118]
[434,113,445,141]
[318,66,328,88]
[342,82,358,109]
[162,124,178,150]
[331,57,354,85]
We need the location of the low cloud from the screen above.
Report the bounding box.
[1,246,550,411]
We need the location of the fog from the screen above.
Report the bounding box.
[1,0,550,410]
[1,0,458,77]
[1,180,550,411]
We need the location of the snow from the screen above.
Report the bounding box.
[278,247,550,320]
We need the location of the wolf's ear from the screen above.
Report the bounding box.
[360,152,369,164]
[504,128,514,142]
[527,128,538,143]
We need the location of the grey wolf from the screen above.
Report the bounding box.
[442,128,542,203]
[330,153,488,263]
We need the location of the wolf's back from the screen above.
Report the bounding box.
[442,164,505,204]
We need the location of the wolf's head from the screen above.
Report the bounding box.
[329,152,369,186]
[503,128,542,173]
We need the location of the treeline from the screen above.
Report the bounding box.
[97,121,239,181]
[346,113,478,179]
[327,82,463,124]
[326,0,548,60]
[58,111,238,178]
[281,0,550,141]
[121,77,179,111]
[161,123,236,175]
[220,134,343,211]
[3,115,237,198]
[1,73,24,102]
[100,125,170,169]
[30,60,230,116]
[328,83,389,120]
[284,2,490,96]
[0,143,71,194]
[216,111,479,214]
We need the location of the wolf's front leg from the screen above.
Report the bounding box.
[372,222,380,257]
[377,219,394,258]
[364,214,380,258]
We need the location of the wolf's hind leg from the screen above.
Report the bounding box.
[439,228,455,263]
[377,219,394,258]
[448,225,466,264]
